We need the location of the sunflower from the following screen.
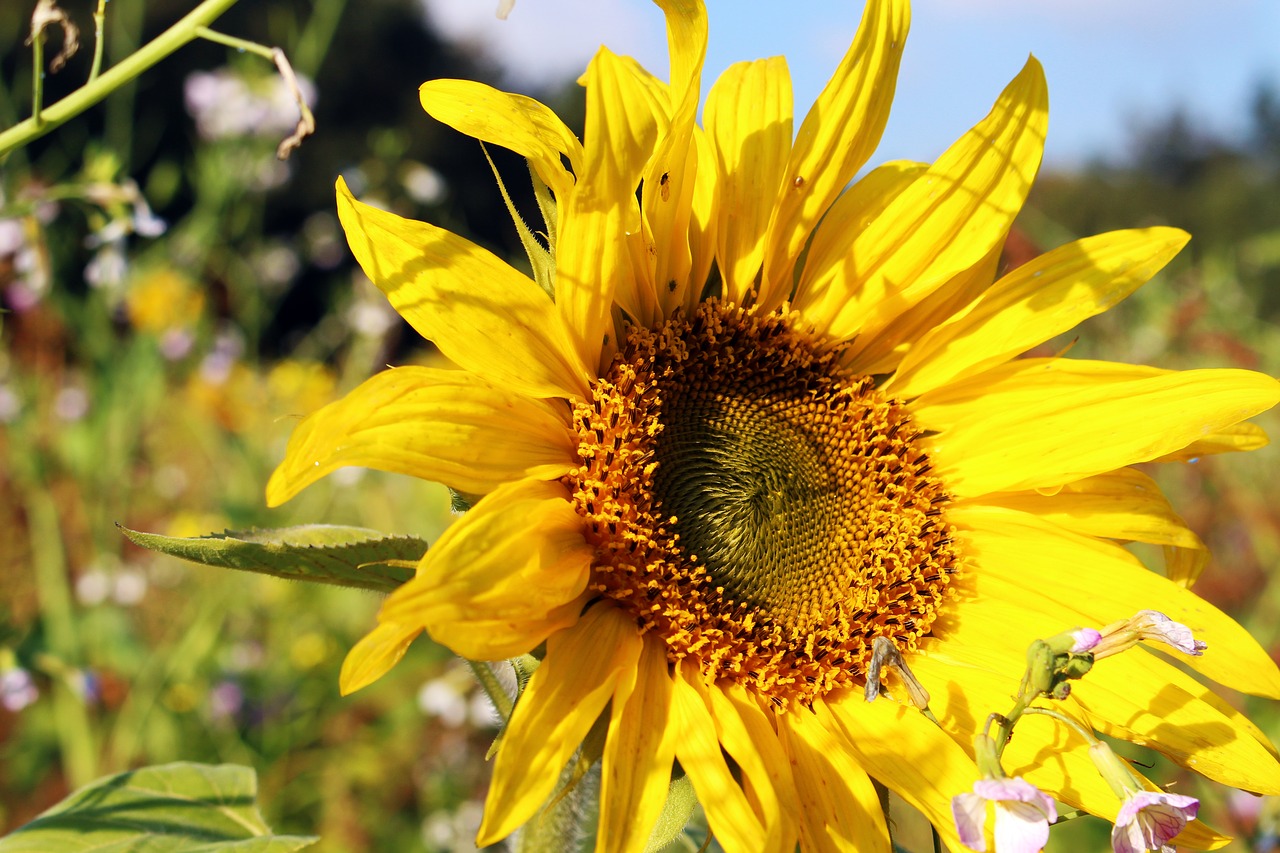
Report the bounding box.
[267,0,1280,849]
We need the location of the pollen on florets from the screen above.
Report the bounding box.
[562,299,959,708]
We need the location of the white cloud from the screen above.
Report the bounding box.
[420,0,665,92]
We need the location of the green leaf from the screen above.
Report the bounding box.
[118,524,427,593]
[0,762,317,852]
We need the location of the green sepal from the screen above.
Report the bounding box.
[483,654,541,760]
[448,487,478,513]
[118,523,426,592]
[529,164,559,255]
[0,762,317,852]
[479,142,556,299]
[644,774,698,853]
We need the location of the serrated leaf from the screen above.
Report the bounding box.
[0,762,318,852]
[118,524,426,593]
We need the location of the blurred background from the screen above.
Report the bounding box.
[0,0,1278,850]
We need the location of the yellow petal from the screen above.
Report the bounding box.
[266,366,575,506]
[338,620,422,695]
[697,680,799,852]
[948,504,1280,698]
[558,48,661,369]
[336,178,590,399]
[1078,654,1280,793]
[1152,421,1270,462]
[670,662,764,853]
[419,79,583,200]
[759,0,910,309]
[434,603,587,663]
[598,634,678,853]
[803,57,1048,355]
[1162,539,1211,589]
[976,467,1201,548]
[777,704,890,853]
[705,57,793,303]
[479,604,642,845]
[557,190,645,372]
[889,227,1190,398]
[826,694,977,853]
[795,160,925,315]
[1177,822,1234,851]
[917,360,1280,497]
[643,0,708,320]
[975,467,1210,586]
[914,358,1166,433]
[380,478,593,660]
[847,237,1005,378]
[685,126,719,313]
[579,48,666,195]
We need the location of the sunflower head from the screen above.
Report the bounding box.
[268,0,1280,849]
[568,298,959,708]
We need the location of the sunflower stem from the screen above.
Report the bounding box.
[465,659,514,721]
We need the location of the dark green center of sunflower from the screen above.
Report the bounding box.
[563,300,958,707]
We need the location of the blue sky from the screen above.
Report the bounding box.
[422,0,1280,169]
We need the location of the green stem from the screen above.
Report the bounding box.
[106,582,230,769]
[26,481,98,788]
[90,0,108,83]
[194,26,275,60]
[292,0,347,78]
[1022,706,1100,745]
[989,695,1031,762]
[104,0,143,164]
[30,16,45,126]
[0,0,241,160]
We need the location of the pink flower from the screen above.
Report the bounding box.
[1111,790,1199,853]
[1071,628,1102,653]
[952,776,1057,852]
[1093,611,1206,660]
[1131,611,1206,656]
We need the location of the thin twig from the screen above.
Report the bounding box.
[270,47,315,159]
[193,27,315,159]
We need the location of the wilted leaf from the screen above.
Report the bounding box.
[119,524,426,592]
[0,762,317,852]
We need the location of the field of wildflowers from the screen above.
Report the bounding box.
[3,1,1280,851]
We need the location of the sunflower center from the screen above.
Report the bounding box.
[564,300,958,707]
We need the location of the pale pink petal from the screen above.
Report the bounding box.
[1112,791,1199,853]
[994,800,1053,853]
[1134,610,1207,656]
[951,791,989,851]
